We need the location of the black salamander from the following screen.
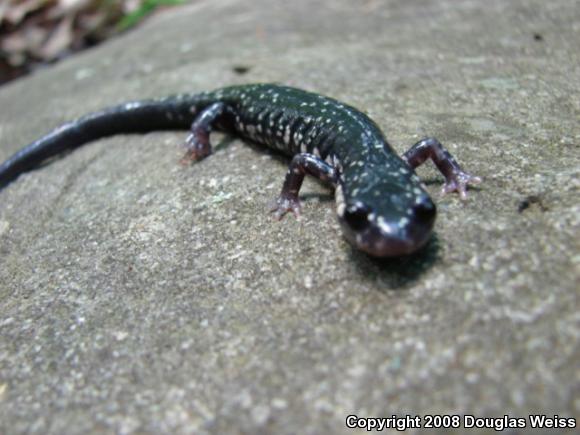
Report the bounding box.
[0,84,480,257]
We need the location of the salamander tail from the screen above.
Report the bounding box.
[0,96,206,191]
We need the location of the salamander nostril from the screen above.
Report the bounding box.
[413,200,437,224]
[344,205,371,231]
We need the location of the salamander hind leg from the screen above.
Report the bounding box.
[403,137,481,199]
[271,153,338,220]
[181,102,226,164]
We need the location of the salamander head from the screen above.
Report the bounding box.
[336,170,436,257]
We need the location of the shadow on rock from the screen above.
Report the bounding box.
[348,233,441,291]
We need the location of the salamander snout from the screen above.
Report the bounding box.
[338,196,437,258]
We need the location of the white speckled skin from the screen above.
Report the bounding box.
[0,84,480,257]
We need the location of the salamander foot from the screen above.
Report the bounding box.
[403,137,481,200]
[180,102,226,164]
[180,133,211,164]
[441,170,482,200]
[271,195,302,220]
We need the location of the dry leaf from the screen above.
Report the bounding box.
[3,0,47,25]
[38,14,74,59]
[0,0,189,84]
[0,3,9,24]
[46,0,93,19]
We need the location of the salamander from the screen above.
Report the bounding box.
[0,84,480,256]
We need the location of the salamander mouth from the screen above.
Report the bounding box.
[339,225,430,257]
[339,221,433,257]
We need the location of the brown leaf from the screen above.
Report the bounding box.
[0,2,9,24]
[38,15,74,60]
[47,0,93,19]
[3,0,48,25]
[1,21,48,66]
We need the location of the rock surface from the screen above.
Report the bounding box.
[0,0,578,434]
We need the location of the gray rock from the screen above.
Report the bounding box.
[0,0,578,433]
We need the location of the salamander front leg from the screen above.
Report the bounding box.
[403,137,481,199]
[181,102,227,163]
[271,153,338,219]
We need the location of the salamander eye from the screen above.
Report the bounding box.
[412,199,436,224]
[343,204,371,231]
